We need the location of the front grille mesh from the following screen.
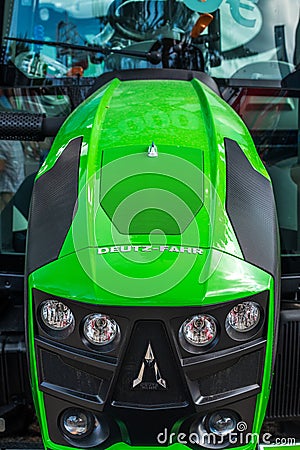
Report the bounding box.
[199,351,261,397]
[267,318,300,419]
[39,349,103,401]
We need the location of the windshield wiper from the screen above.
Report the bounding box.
[4,36,162,65]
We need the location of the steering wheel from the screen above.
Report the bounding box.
[150,38,205,70]
[107,0,193,42]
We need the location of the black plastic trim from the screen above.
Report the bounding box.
[26,137,81,274]
[181,337,266,367]
[43,395,121,449]
[0,113,64,141]
[225,138,279,276]
[182,342,266,411]
[35,337,117,410]
[179,396,257,449]
[0,112,44,141]
[32,290,269,446]
[88,69,221,97]
[225,138,280,368]
[36,336,118,368]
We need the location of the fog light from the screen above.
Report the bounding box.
[190,411,239,449]
[40,300,74,331]
[60,409,109,448]
[83,314,119,346]
[62,409,94,438]
[182,314,217,346]
[208,411,237,436]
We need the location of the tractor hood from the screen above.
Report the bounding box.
[28,72,274,302]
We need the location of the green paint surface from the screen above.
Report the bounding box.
[28,75,277,450]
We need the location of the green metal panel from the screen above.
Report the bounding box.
[27,75,277,450]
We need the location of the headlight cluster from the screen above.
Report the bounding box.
[180,301,263,352]
[39,300,120,348]
[39,298,262,352]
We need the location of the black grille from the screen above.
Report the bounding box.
[0,112,43,141]
[267,310,300,419]
[39,349,103,402]
[199,351,262,397]
[225,138,279,277]
[27,137,81,273]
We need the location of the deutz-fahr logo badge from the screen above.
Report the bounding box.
[132,342,167,390]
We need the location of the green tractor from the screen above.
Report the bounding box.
[25,67,279,450]
[0,0,299,449]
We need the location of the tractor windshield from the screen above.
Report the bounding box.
[1,0,299,80]
[0,0,300,279]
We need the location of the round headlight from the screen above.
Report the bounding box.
[41,300,74,331]
[182,314,217,347]
[226,301,261,333]
[83,314,118,346]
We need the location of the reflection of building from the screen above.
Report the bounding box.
[39,0,114,19]
[2,0,300,80]
[211,0,300,78]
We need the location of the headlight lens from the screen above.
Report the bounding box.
[208,411,237,436]
[62,409,94,437]
[41,300,74,331]
[60,408,110,447]
[182,314,217,346]
[190,411,239,449]
[83,314,118,346]
[226,301,261,333]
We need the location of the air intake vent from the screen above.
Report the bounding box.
[267,310,300,419]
